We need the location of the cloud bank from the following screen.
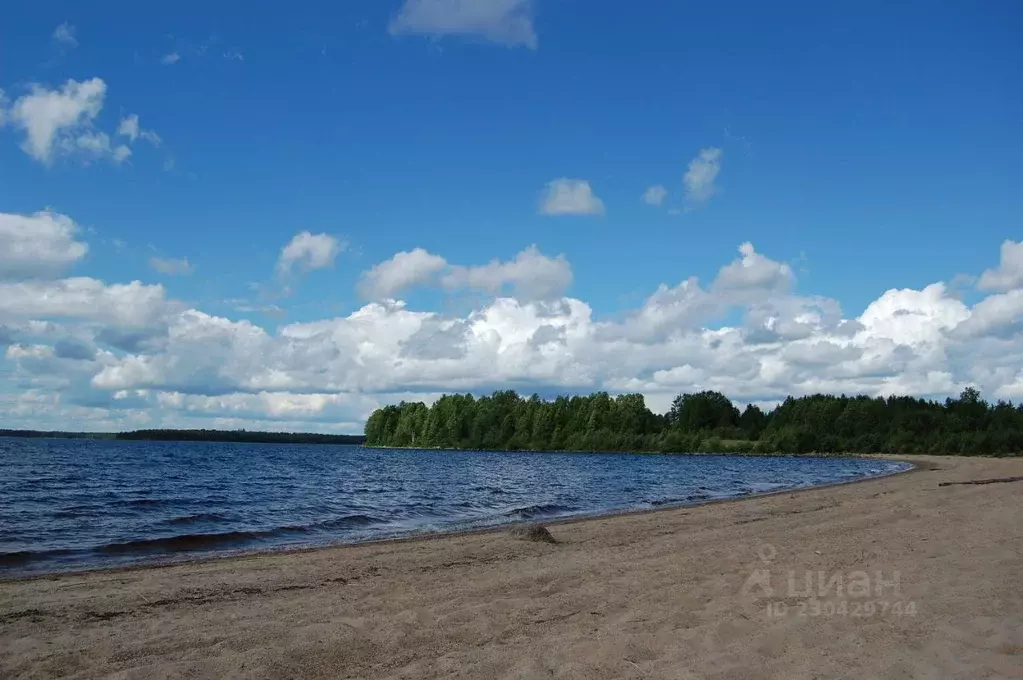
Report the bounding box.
[3,209,1022,434]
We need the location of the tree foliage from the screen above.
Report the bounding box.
[364,389,1023,456]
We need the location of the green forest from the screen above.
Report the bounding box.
[363,388,1023,456]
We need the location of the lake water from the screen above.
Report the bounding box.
[0,438,910,576]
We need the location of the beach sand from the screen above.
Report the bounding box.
[2,455,1022,679]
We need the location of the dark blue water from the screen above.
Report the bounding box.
[0,438,910,576]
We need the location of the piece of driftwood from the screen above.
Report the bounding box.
[938,476,1023,487]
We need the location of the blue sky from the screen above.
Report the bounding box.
[1,0,1021,432]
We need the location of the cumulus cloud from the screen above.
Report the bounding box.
[358,246,571,301]
[10,78,102,162]
[0,278,173,327]
[0,211,88,279]
[117,114,161,146]
[713,242,794,294]
[978,240,1023,292]
[642,185,668,206]
[358,248,448,300]
[8,78,132,165]
[276,232,344,277]
[954,290,1023,339]
[539,178,605,216]
[149,256,194,276]
[389,0,537,49]
[684,147,722,205]
[91,310,275,394]
[609,243,793,341]
[443,245,572,300]
[859,284,969,347]
[161,52,181,65]
[52,23,78,49]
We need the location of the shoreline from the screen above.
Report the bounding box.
[2,454,1020,679]
[0,456,916,584]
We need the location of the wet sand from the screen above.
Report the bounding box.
[2,455,1021,679]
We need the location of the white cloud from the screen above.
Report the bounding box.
[0,278,173,327]
[358,246,571,301]
[713,242,794,294]
[223,50,244,62]
[609,243,794,341]
[978,240,1023,292]
[642,185,668,206]
[91,310,274,394]
[0,211,88,279]
[149,257,194,276]
[443,245,572,300]
[954,290,1023,339]
[52,23,78,49]
[389,0,537,49]
[358,248,448,300]
[3,213,1023,433]
[113,144,132,163]
[63,130,131,164]
[161,52,181,65]
[276,232,344,277]
[539,178,605,216]
[859,283,969,347]
[684,147,722,205]
[117,114,161,146]
[9,78,111,164]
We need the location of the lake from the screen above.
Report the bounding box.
[0,438,910,576]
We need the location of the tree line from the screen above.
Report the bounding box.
[363,388,1023,456]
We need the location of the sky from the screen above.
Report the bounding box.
[1,0,1021,433]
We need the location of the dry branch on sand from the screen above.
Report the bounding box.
[938,475,1023,487]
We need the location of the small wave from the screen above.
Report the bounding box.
[161,513,231,526]
[98,530,279,554]
[99,515,384,555]
[307,514,381,530]
[52,504,104,519]
[52,510,87,519]
[111,498,173,508]
[504,503,572,519]
[649,497,686,506]
[352,486,393,494]
[0,548,75,567]
[473,485,508,496]
[650,491,714,506]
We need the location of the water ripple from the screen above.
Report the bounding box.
[0,439,909,576]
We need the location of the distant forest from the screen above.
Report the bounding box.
[364,388,1023,456]
[0,429,365,446]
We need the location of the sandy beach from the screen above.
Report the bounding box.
[2,455,1021,679]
